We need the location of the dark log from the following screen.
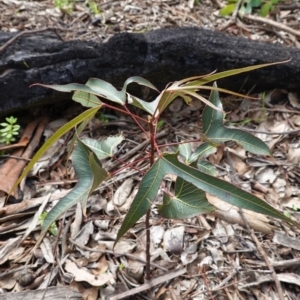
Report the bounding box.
[0,27,299,115]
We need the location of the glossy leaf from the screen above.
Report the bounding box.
[81,135,124,159]
[116,153,293,244]
[121,76,159,115]
[190,142,217,163]
[202,83,271,155]
[32,83,104,107]
[178,143,192,163]
[184,61,289,88]
[85,78,125,104]
[10,107,100,195]
[42,139,108,234]
[122,76,158,94]
[158,177,215,219]
[197,160,218,176]
[72,91,102,107]
[81,151,109,213]
[127,94,160,116]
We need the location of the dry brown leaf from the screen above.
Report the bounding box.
[65,259,113,286]
[113,178,133,206]
[70,202,83,239]
[207,194,276,234]
[273,231,300,251]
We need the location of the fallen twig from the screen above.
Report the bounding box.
[241,13,300,38]
[239,209,285,300]
[110,268,186,300]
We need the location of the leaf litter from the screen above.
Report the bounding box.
[1,0,300,299]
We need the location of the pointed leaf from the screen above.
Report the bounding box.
[116,153,294,244]
[33,82,101,96]
[162,153,289,221]
[158,177,215,219]
[89,152,109,192]
[127,94,159,115]
[202,83,271,155]
[81,135,124,159]
[42,140,93,233]
[185,61,290,88]
[10,107,99,196]
[129,89,182,116]
[42,139,109,233]
[115,158,165,244]
[153,89,186,116]
[81,151,109,212]
[122,76,158,94]
[121,77,159,115]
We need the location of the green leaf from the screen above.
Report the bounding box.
[81,135,124,160]
[72,91,102,107]
[88,152,108,192]
[81,151,108,213]
[122,76,158,94]
[115,153,293,244]
[6,116,18,124]
[202,83,271,155]
[127,94,159,115]
[163,153,289,219]
[10,107,100,196]
[184,61,289,88]
[128,90,188,116]
[190,142,217,163]
[197,160,218,176]
[240,0,253,14]
[42,140,92,233]
[178,143,192,163]
[85,78,125,104]
[42,139,109,233]
[260,2,272,16]
[32,82,119,105]
[158,177,215,219]
[0,126,10,132]
[219,4,236,16]
[250,0,262,7]
[33,82,100,95]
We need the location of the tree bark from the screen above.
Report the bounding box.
[0,27,299,115]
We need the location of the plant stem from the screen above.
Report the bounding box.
[102,103,147,123]
[145,208,151,280]
[144,119,158,280]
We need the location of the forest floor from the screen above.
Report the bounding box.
[0,1,300,300]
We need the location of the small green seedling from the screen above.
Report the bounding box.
[88,1,101,15]
[220,0,283,17]
[54,0,74,13]
[0,116,20,144]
